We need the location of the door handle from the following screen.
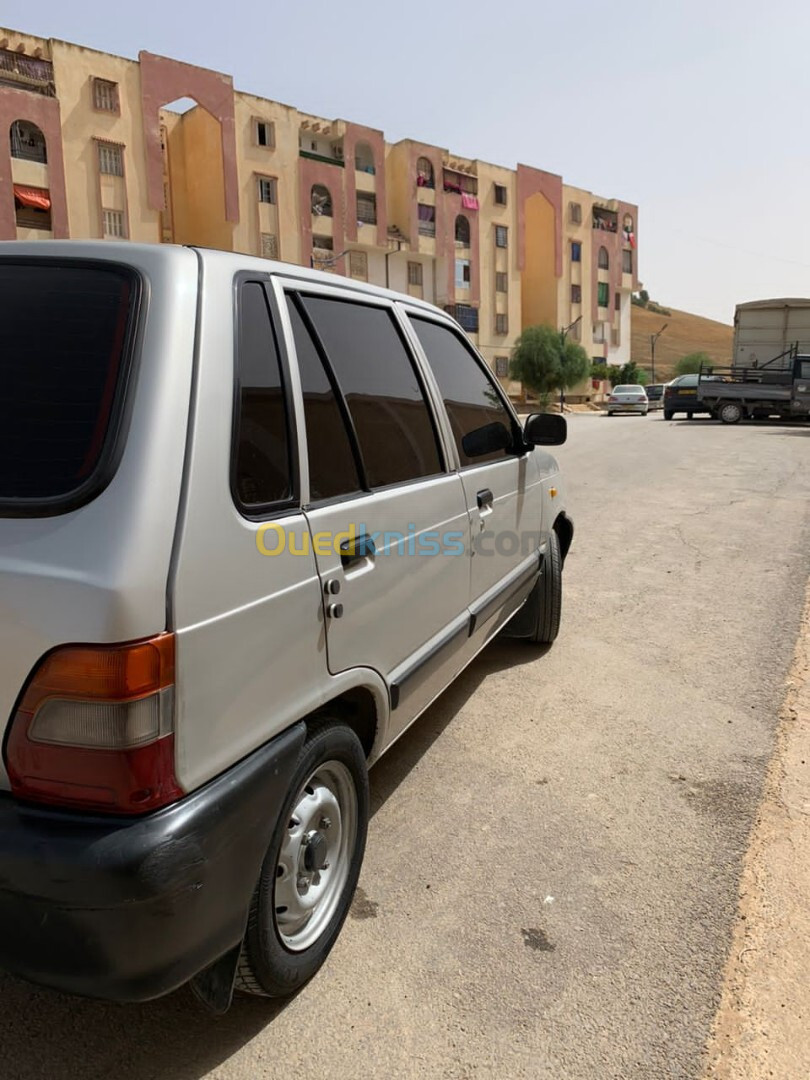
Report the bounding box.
[477,488,494,510]
[340,533,376,570]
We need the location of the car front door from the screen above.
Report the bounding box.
[276,283,471,740]
[407,314,546,639]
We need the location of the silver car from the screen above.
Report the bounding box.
[607,384,649,416]
[0,241,573,1010]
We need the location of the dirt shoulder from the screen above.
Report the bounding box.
[704,580,810,1079]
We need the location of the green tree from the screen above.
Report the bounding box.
[610,361,648,386]
[675,352,711,376]
[509,325,590,409]
[590,361,610,381]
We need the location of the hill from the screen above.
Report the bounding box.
[631,303,733,381]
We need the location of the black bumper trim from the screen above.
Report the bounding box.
[0,721,305,1002]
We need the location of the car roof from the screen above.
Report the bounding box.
[0,240,443,315]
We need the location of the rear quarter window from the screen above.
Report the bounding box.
[0,260,140,514]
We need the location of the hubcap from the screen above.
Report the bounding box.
[274,760,358,952]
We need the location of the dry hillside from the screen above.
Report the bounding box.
[631,303,733,381]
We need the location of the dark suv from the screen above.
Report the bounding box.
[663,374,726,419]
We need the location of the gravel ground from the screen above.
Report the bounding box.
[0,414,807,1080]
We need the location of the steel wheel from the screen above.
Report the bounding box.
[719,401,744,424]
[274,760,358,952]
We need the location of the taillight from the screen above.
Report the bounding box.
[4,635,183,814]
[609,395,618,402]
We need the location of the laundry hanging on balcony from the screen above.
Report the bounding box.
[460,193,479,211]
[623,226,636,248]
[13,185,51,210]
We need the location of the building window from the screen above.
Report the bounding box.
[102,209,126,239]
[93,78,119,113]
[408,261,423,287]
[495,225,508,248]
[355,141,375,174]
[416,156,434,188]
[455,259,471,289]
[598,246,609,270]
[455,214,471,246]
[571,241,581,262]
[495,313,508,335]
[13,185,51,231]
[569,201,582,224]
[571,284,582,303]
[254,120,275,148]
[494,184,508,206]
[597,282,609,308]
[348,251,368,280]
[622,248,633,274]
[311,184,332,216]
[495,356,509,378]
[97,142,124,177]
[356,192,377,225]
[258,177,277,204]
[9,120,47,164]
[593,324,606,344]
[615,292,621,311]
[418,203,436,237]
[495,271,508,293]
[312,235,334,252]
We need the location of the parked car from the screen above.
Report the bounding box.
[644,383,665,410]
[0,241,573,1010]
[607,384,649,416]
[663,373,726,419]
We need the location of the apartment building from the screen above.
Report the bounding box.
[0,25,638,383]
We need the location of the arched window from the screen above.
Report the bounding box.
[416,156,434,189]
[355,141,375,175]
[10,120,47,164]
[598,246,609,270]
[311,184,332,217]
[455,214,470,246]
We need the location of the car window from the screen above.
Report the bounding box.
[409,316,516,467]
[286,298,362,502]
[301,296,443,489]
[676,375,698,387]
[233,282,295,511]
[0,261,138,508]
[613,385,644,393]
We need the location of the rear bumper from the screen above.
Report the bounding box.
[0,722,305,1002]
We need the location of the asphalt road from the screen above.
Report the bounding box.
[1,414,809,1080]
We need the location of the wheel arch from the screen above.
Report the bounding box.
[553,512,574,564]
[307,680,387,761]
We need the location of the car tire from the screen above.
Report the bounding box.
[525,530,562,645]
[235,720,369,998]
[664,410,674,420]
[718,401,744,424]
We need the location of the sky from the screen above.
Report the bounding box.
[4,0,810,324]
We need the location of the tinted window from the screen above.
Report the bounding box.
[0,262,137,506]
[410,317,516,467]
[287,298,362,502]
[301,297,442,488]
[233,282,293,509]
[800,360,810,380]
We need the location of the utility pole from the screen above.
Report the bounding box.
[650,323,668,383]
[559,315,583,412]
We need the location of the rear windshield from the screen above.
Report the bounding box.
[614,385,645,393]
[0,261,139,511]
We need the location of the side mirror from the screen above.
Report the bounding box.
[461,421,513,459]
[524,412,567,447]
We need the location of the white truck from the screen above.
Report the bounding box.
[733,298,810,370]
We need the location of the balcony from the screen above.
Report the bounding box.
[0,49,55,97]
[418,221,435,237]
[444,304,479,333]
[299,149,345,168]
[593,207,618,233]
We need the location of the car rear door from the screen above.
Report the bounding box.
[406,313,545,639]
[275,282,471,738]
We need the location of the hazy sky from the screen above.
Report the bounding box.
[5,0,809,324]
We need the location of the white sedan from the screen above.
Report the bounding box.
[607,385,649,416]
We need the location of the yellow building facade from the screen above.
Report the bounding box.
[0,26,639,386]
